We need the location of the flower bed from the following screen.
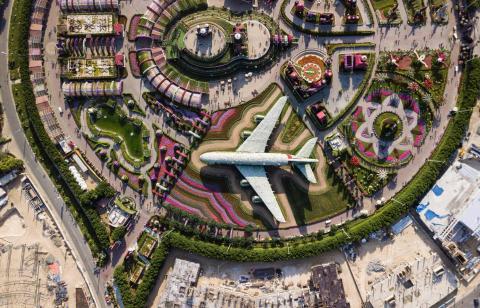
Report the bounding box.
[177,172,249,227]
[128,15,141,41]
[129,51,141,78]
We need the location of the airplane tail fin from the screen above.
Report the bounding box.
[294,138,318,183]
[296,137,317,158]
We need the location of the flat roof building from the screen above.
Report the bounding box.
[310,263,350,308]
[416,159,480,281]
[159,259,201,308]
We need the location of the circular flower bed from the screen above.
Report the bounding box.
[373,112,403,141]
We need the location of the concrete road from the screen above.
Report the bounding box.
[0,1,105,307]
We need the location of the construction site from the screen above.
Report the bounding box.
[150,249,361,307]
[347,219,459,307]
[0,178,91,307]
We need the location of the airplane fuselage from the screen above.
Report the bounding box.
[200,151,318,166]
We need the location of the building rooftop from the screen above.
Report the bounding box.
[160,259,201,307]
[416,160,480,240]
[365,254,458,308]
[310,263,350,308]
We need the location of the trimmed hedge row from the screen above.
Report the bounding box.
[113,243,168,308]
[117,59,480,270]
[162,59,480,262]
[9,0,113,261]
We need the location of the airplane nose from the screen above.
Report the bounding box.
[199,153,210,164]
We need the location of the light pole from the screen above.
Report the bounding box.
[391,198,405,207]
[427,159,445,164]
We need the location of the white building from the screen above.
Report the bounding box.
[159,259,200,308]
[416,159,480,281]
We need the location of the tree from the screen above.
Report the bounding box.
[111,226,127,243]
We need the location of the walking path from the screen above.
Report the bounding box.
[25,0,466,303]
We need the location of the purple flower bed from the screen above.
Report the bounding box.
[210,109,237,133]
[366,89,393,103]
[361,127,370,138]
[128,15,140,41]
[178,172,248,227]
[398,93,420,114]
[129,51,141,77]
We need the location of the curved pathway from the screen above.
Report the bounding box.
[32,2,465,303]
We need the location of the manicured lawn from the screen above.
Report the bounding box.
[370,0,402,23]
[281,108,307,143]
[283,166,351,225]
[373,111,403,141]
[371,0,397,11]
[404,0,426,24]
[91,105,145,160]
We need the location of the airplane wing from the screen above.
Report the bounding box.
[236,165,286,223]
[237,96,288,153]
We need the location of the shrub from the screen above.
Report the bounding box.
[111,226,127,243]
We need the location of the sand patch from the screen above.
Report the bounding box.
[0,208,26,238]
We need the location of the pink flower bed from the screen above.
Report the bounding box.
[178,172,248,227]
[176,177,234,225]
[398,150,412,161]
[129,51,141,77]
[167,191,221,222]
[351,121,359,134]
[128,15,141,41]
[412,120,426,147]
[210,109,237,133]
[164,196,206,217]
[364,151,376,158]
[148,135,177,181]
[352,106,363,118]
[386,156,395,162]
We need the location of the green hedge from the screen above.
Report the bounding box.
[160,59,480,261]
[114,243,168,308]
[9,0,113,262]
[0,152,23,175]
[114,60,479,304]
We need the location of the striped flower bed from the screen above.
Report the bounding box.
[209,108,237,133]
[128,15,141,41]
[129,51,141,77]
[179,172,248,227]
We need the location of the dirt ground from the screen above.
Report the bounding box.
[348,222,446,299]
[0,179,89,307]
[148,248,363,308]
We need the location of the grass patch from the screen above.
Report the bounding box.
[283,165,351,225]
[281,108,307,143]
[89,104,147,161]
[123,94,146,117]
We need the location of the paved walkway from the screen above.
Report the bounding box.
[32,0,466,303]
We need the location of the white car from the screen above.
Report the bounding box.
[0,187,8,208]
[0,196,8,208]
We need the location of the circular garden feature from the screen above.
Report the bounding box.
[297,54,326,84]
[373,112,403,141]
[183,23,227,59]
